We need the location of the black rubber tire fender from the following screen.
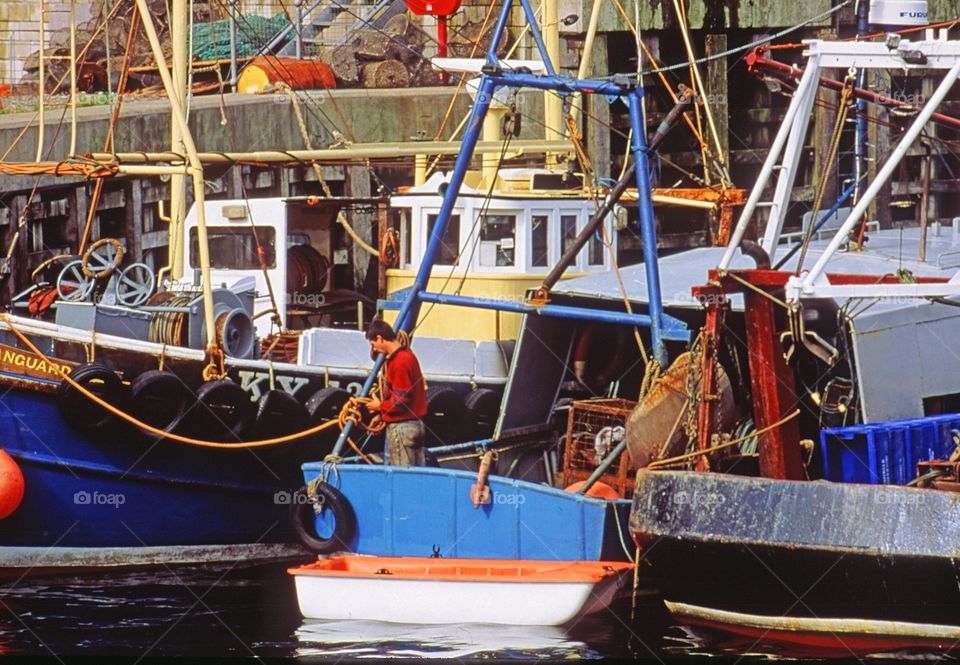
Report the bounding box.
[57,361,127,431]
[181,378,256,442]
[290,482,356,554]
[128,369,195,434]
[463,387,501,440]
[252,389,309,440]
[304,386,351,423]
[424,385,467,446]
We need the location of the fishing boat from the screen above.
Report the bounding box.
[0,0,734,573]
[292,0,697,563]
[288,555,633,625]
[628,17,960,652]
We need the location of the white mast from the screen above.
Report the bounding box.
[169,0,189,280]
[135,0,218,353]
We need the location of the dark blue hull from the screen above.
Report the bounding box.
[0,387,308,548]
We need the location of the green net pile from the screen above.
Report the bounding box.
[191,13,291,61]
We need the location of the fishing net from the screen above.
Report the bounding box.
[191,13,291,61]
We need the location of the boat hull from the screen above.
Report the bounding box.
[301,463,634,561]
[289,556,632,625]
[0,388,309,547]
[630,470,960,650]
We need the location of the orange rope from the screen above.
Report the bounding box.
[610,0,708,153]
[379,228,399,268]
[0,162,117,177]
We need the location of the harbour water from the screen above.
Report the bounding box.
[1,560,955,661]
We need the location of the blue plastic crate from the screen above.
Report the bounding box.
[821,414,960,485]
[820,425,879,484]
[903,415,960,471]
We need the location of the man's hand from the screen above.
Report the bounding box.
[366,397,381,412]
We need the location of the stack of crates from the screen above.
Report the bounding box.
[557,398,637,497]
[820,414,960,484]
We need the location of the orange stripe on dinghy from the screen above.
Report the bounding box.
[288,556,634,583]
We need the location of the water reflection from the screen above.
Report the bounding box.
[662,623,960,661]
[295,619,600,659]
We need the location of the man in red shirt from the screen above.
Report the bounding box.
[365,319,428,466]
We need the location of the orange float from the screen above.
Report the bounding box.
[0,449,24,519]
[564,480,622,500]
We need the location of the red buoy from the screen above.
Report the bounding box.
[564,480,622,500]
[0,449,23,519]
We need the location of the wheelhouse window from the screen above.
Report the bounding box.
[426,213,461,265]
[588,226,606,266]
[478,214,516,267]
[561,214,579,260]
[190,226,276,269]
[400,209,412,267]
[531,214,549,267]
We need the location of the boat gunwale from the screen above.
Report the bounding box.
[288,556,633,584]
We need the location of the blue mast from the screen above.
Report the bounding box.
[330,0,674,456]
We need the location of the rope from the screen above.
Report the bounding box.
[796,74,856,274]
[611,0,706,151]
[639,360,661,401]
[80,11,142,255]
[716,270,791,311]
[0,312,344,449]
[634,1,853,77]
[279,84,378,257]
[647,408,801,469]
[379,228,399,268]
[337,395,385,435]
[434,439,533,464]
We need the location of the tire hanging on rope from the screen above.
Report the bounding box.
[251,389,310,441]
[57,362,128,431]
[128,369,196,435]
[180,379,256,442]
[290,481,356,554]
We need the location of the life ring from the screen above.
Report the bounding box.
[424,386,467,446]
[57,362,128,431]
[464,388,500,440]
[81,238,125,279]
[572,324,628,391]
[251,389,309,440]
[290,482,356,554]
[127,369,196,435]
[181,379,255,442]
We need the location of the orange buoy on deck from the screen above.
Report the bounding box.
[0,449,24,519]
[237,57,336,94]
[564,480,622,500]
